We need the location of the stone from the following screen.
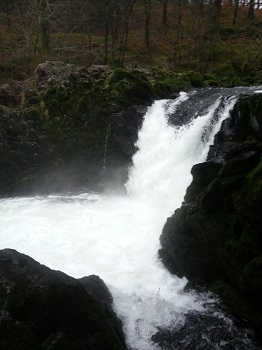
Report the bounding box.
[0,249,127,350]
[152,310,260,350]
[159,93,262,343]
[0,80,23,107]
[184,161,222,202]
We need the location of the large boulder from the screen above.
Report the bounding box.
[159,93,262,341]
[0,249,127,350]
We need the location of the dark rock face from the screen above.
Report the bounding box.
[0,62,152,196]
[0,249,127,350]
[159,94,262,341]
[0,105,57,196]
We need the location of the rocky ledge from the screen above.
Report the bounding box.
[159,93,262,343]
[0,249,127,350]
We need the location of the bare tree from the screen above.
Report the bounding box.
[162,0,169,25]
[0,0,16,30]
[12,0,63,54]
[173,0,183,66]
[211,0,222,41]
[247,0,255,19]
[232,0,239,25]
[118,0,137,66]
[144,0,151,57]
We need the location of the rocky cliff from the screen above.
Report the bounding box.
[0,62,157,196]
[159,93,262,341]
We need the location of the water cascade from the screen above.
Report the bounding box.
[103,123,112,170]
[0,89,259,349]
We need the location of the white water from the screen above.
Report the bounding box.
[0,93,237,349]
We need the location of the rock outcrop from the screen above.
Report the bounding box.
[0,62,154,196]
[0,249,127,350]
[159,93,262,341]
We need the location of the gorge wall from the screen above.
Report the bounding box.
[160,93,262,341]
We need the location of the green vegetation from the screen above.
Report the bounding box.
[0,0,262,86]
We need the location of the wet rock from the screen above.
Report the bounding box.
[160,93,262,343]
[0,310,40,350]
[79,275,113,306]
[0,249,127,350]
[184,161,222,202]
[152,309,261,350]
[0,105,55,196]
[200,178,224,213]
[41,332,71,350]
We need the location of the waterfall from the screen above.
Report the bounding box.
[103,123,111,170]
[0,90,255,349]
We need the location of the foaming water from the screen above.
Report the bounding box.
[0,93,237,349]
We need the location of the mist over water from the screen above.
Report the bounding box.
[0,92,239,349]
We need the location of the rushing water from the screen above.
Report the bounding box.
[0,90,258,349]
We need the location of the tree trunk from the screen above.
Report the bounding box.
[211,0,221,42]
[232,0,239,25]
[162,0,168,25]
[104,20,110,64]
[41,19,50,51]
[111,2,121,61]
[119,0,136,66]
[144,0,151,55]
[174,0,182,66]
[247,0,255,19]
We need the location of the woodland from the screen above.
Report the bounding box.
[0,0,262,85]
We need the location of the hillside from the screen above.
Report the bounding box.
[0,0,262,86]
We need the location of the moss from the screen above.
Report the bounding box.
[21,106,45,123]
[211,62,245,87]
[203,73,220,87]
[153,72,191,96]
[104,68,155,105]
[187,71,204,88]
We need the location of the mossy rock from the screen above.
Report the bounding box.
[203,73,220,87]
[153,72,191,97]
[21,106,46,123]
[104,68,155,105]
[186,71,204,88]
